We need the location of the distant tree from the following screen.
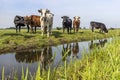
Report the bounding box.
[83,27,86,29]
[109,27,115,30]
[6,27,15,29]
[56,27,62,30]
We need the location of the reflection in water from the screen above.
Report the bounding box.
[72,42,79,58]
[89,39,107,49]
[15,46,53,70]
[62,42,80,61]
[0,38,111,79]
[62,43,71,61]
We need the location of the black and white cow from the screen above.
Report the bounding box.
[14,15,30,33]
[90,21,108,33]
[38,9,54,37]
[61,16,72,34]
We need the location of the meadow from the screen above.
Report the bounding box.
[0,28,120,53]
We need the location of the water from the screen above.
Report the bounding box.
[0,38,112,79]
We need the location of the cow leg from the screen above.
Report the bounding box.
[77,27,79,32]
[16,25,18,33]
[27,25,29,33]
[19,26,21,32]
[35,27,37,33]
[92,26,94,32]
[47,25,50,37]
[75,27,77,33]
[67,27,69,34]
[70,25,72,34]
[41,26,44,36]
[50,24,52,35]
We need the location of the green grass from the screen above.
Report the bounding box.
[2,37,120,80]
[54,37,120,80]
[0,29,120,53]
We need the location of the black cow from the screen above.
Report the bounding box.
[61,16,72,34]
[90,21,108,33]
[14,15,30,33]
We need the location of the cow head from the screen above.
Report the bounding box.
[38,9,50,17]
[104,29,108,33]
[61,16,69,22]
[61,16,69,19]
[74,16,80,21]
[47,13,54,17]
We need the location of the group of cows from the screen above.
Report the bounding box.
[14,9,108,37]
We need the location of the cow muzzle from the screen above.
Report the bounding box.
[42,17,47,22]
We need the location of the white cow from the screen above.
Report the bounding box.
[46,13,54,37]
[38,9,54,37]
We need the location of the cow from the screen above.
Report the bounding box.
[61,16,72,34]
[90,21,108,33]
[14,15,30,33]
[45,13,54,37]
[73,16,80,33]
[38,9,52,37]
[28,15,41,33]
[24,15,47,33]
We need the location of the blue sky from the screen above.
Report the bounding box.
[0,0,120,28]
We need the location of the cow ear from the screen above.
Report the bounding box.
[73,17,75,19]
[47,9,50,13]
[78,17,80,19]
[61,16,63,18]
[52,14,54,16]
[38,9,42,13]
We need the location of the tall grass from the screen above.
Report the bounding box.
[1,37,120,80]
[2,67,4,80]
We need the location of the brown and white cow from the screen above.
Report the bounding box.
[29,15,41,33]
[73,16,80,33]
[38,9,54,37]
[24,15,48,33]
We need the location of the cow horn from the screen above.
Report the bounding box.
[52,14,54,16]
[47,10,50,13]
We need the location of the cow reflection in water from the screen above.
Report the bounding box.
[72,42,79,59]
[62,43,71,61]
[15,46,53,70]
[62,42,79,60]
[89,39,107,49]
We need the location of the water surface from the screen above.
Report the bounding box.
[0,38,112,79]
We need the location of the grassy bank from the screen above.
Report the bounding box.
[0,29,120,53]
[1,37,120,80]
